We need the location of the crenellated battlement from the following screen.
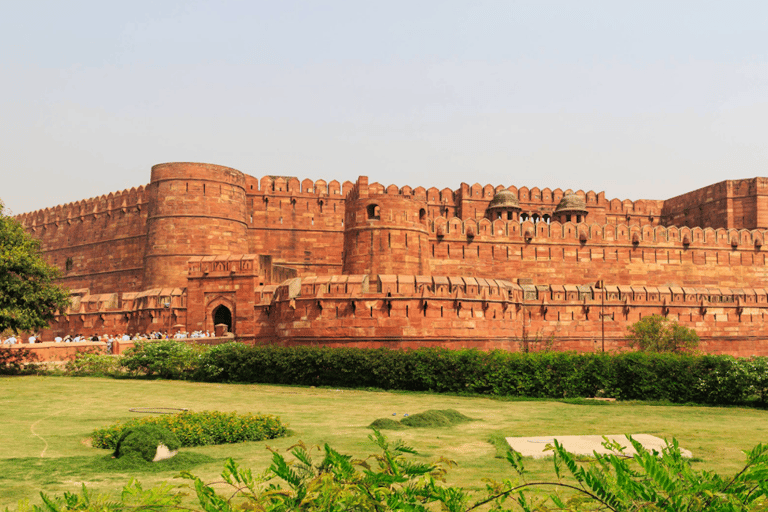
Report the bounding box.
[246,174,355,197]
[260,274,768,309]
[15,185,148,230]
[427,217,767,249]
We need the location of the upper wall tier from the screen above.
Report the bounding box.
[661,177,768,230]
[18,171,766,233]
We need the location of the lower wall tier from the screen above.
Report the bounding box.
[30,275,768,358]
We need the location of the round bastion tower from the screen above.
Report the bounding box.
[343,177,431,276]
[143,162,249,289]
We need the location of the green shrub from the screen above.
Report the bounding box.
[63,352,121,377]
[626,314,700,353]
[57,341,768,407]
[190,344,768,406]
[91,410,289,450]
[0,346,33,375]
[121,340,203,379]
[114,424,181,462]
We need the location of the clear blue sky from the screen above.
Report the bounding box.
[2,1,767,215]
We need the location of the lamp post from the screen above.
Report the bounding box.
[163,302,171,338]
[595,280,613,353]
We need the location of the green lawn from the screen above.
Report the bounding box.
[1,376,766,508]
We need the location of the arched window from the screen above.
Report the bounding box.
[367,204,380,220]
[419,208,427,223]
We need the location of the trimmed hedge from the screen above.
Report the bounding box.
[92,410,289,450]
[190,343,768,406]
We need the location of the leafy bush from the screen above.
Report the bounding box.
[63,352,121,377]
[114,424,181,462]
[0,346,34,375]
[626,314,700,353]
[61,341,768,406]
[193,343,768,405]
[91,410,288,450]
[121,340,203,379]
[744,356,768,405]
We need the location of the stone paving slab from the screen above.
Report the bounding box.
[506,434,692,459]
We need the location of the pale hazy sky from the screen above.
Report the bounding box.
[2,1,767,215]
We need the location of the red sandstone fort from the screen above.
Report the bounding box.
[13,162,768,356]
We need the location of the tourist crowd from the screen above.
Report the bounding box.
[1,330,212,346]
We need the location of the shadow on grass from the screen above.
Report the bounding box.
[0,452,218,482]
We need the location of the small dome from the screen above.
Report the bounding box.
[487,189,521,210]
[554,193,587,213]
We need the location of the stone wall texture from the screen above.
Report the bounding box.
[13,163,768,356]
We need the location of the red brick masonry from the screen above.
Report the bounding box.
[14,163,768,356]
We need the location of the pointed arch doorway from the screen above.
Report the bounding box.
[213,304,232,334]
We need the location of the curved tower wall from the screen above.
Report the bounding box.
[143,162,249,289]
[343,182,430,276]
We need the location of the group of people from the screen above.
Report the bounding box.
[2,330,213,346]
[1,334,49,345]
[172,330,211,339]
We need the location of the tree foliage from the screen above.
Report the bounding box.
[0,200,69,334]
[626,314,700,353]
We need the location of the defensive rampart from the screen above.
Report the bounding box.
[13,163,768,357]
[248,274,768,356]
[243,174,353,275]
[424,218,768,287]
[15,186,149,293]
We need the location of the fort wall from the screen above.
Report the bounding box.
[424,218,768,287]
[246,275,768,357]
[16,168,728,294]
[15,186,149,293]
[13,163,768,358]
[242,174,352,275]
[36,273,768,357]
[661,178,768,229]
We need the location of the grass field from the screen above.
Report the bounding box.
[1,375,767,508]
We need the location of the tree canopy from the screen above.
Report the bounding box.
[626,314,700,353]
[0,201,70,334]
